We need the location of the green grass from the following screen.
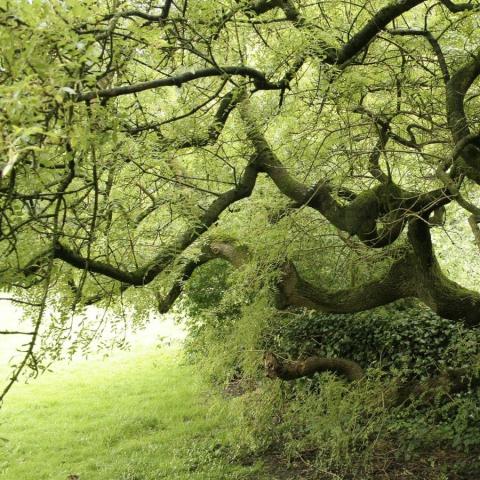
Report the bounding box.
[0,347,266,480]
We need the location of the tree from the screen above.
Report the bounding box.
[1,0,480,399]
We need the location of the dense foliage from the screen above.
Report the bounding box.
[2,0,480,476]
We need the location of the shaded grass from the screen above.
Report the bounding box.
[0,347,266,480]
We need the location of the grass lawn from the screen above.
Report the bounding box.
[0,347,267,480]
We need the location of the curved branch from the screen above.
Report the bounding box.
[240,100,448,248]
[77,67,280,102]
[275,259,414,313]
[333,0,426,65]
[446,48,480,182]
[156,240,250,313]
[440,0,479,12]
[264,352,365,382]
[264,352,480,406]
[26,159,261,287]
[406,218,480,325]
[275,219,480,326]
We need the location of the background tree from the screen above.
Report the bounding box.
[1,0,480,401]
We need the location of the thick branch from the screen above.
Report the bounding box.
[275,259,414,313]
[440,0,479,12]
[264,352,365,382]
[333,0,426,65]
[407,218,480,325]
[275,219,480,326]
[77,67,280,102]
[446,48,480,182]
[240,100,447,248]
[265,352,480,406]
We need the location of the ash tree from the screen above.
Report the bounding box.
[1,0,480,398]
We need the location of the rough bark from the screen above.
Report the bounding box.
[407,218,480,326]
[240,99,449,248]
[276,219,480,326]
[147,220,480,327]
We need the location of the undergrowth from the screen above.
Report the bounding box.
[181,266,480,479]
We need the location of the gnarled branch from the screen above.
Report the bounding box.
[264,352,365,382]
[240,99,449,248]
[264,352,480,406]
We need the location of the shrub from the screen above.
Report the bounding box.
[266,300,480,379]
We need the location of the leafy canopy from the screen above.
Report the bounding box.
[1,0,480,398]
